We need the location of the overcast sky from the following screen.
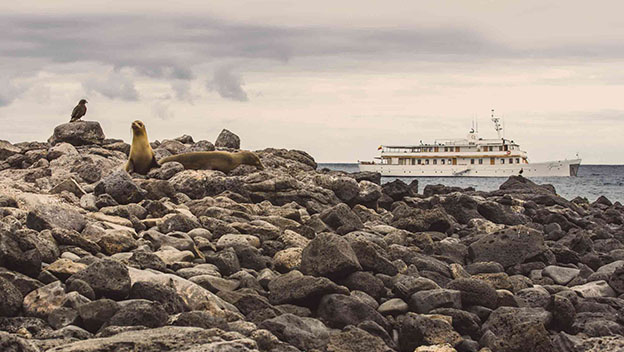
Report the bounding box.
[1,1,623,163]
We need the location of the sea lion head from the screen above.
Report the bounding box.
[79,99,87,105]
[131,120,146,136]
[241,151,264,170]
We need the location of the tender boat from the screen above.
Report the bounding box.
[358,112,581,177]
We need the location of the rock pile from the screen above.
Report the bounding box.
[0,121,623,351]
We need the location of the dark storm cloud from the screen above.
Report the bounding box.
[207,66,248,101]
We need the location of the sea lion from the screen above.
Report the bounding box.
[70,99,87,122]
[159,150,264,174]
[125,120,159,175]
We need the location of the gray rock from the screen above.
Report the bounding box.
[94,170,146,205]
[446,278,499,309]
[398,313,462,352]
[319,203,364,235]
[543,265,580,285]
[481,306,553,352]
[409,289,462,313]
[342,271,385,300]
[48,121,105,146]
[107,300,168,328]
[259,313,330,351]
[0,140,21,160]
[0,277,23,317]
[26,204,86,232]
[327,326,394,352]
[268,270,349,306]
[377,298,409,315]
[571,280,616,298]
[301,233,362,279]
[215,129,241,149]
[393,275,440,299]
[349,239,398,276]
[0,331,39,352]
[22,281,67,319]
[69,259,131,300]
[77,299,120,333]
[46,326,252,352]
[317,294,388,329]
[130,281,188,314]
[468,225,547,268]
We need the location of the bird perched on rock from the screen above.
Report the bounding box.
[70,99,88,122]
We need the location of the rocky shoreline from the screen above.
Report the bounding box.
[0,120,623,352]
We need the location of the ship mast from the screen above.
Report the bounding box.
[491,109,503,139]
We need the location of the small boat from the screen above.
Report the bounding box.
[358,111,581,177]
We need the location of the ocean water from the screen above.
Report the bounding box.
[318,164,624,203]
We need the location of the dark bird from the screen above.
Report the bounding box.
[70,99,88,122]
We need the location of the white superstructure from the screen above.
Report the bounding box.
[359,112,581,177]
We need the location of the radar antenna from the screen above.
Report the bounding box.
[491,109,503,139]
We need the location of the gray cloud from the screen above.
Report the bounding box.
[207,66,248,101]
[1,13,624,107]
[83,71,139,101]
[0,80,25,107]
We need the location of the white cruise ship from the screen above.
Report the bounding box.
[359,113,581,177]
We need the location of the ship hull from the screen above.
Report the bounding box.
[359,159,581,177]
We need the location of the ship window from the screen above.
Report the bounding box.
[444,147,448,152]
[441,159,445,165]
[417,159,422,165]
[411,159,416,165]
[478,159,483,164]
[448,159,452,164]
[516,158,520,164]
[470,159,475,164]
[489,146,493,151]
[433,159,437,165]
[425,159,430,165]
[509,158,513,164]
[499,146,503,151]
[501,159,505,164]
[455,147,460,152]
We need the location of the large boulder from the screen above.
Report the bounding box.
[317,294,388,329]
[468,225,547,268]
[0,140,21,160]
[48,121,105,146]
[26,204,86,232]
[481,306,553,352]
[214,129,240,149]
[69,259,131,300]
[398,313,462,352]
[45,326,257,352]
[94,170,146,205]
[0,277,23,317]
[259,313,330,351]
[446,278,498,309]
[319,203,364,234]
[268,270,348,306]
[327,326,394,352]
[301,233,362,280]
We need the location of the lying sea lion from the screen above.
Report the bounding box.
[125,120,159,175]
[159,150,264,173]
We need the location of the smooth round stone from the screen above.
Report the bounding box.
[378,298,409,315]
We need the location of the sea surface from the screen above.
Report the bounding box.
[318,164,624,203]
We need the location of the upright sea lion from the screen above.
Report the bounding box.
[159,150,264,174]
[70,99,87,122]
[125,120,159,175]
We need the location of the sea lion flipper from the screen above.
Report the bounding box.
[149,155,160,169]
[125,160,134,173]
